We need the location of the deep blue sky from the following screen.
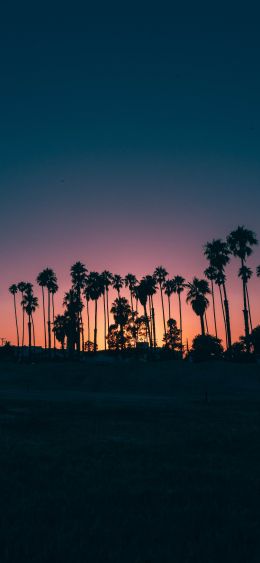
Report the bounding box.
[1,6,260,272]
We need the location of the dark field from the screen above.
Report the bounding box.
[0,359,260,562]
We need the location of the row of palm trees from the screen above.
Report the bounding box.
[8,226,260,354]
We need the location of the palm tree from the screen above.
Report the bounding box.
[186,278,210,336]
[112,274,124,297]
[110,297,132,349]
[49,280,59,349]
[154,266,168,337]
[124,274,138,313]
[36,270,49,349]
[63,289,83,353]
[99,274,107,350]
[53,314,67,352]
[102,271,113,336]
[204,239,232,349]
[71,262,87,352]
[17,281,27,347]
[204,266,218,338]
[135,279,152,348]
[21,285,39,354]
[87,272,103,352]
[227,226,258,350]
[9,284,20,347]
[172,275,185,351]
[163,279,174,322]
[142,275,157,347]
[238,265,253,332]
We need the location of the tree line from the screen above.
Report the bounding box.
[8,226,260,356]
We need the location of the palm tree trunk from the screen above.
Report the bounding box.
[151,296,157,348]
[160,285,167,336]
[86,299,90,350]
[28,316,32,352]
[222,283,232,349]
[148,296,153,347]
[218,285,227,348]
[41,287,47,349]
[32,315,36,347]
[21,293,25,348]
[143,304,152,348]
[211,280,218,339]
[130,292,134,314]
[13,295,20,347]
[200,314,205,336]
[246,285,253,332]
[241,260,250,352]
[135,298,138,315]
[204,312,209,333]
[94,299,98,353]
[106,289,110,335]
[178,293,183,354]
[47,290,51,350]
[168,296,171,321]
[52,293,56,350]
[103,293,107,351]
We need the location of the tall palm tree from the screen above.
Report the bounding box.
[172,275,185,351]
[17,281,27,347]
[112,274,124,297]
[9,284,20,347]
[204,266,218,338]
[53,314,67,352]
[186,278,210,336]
[87,272,103,352]
[204,239,232,349]
[238,265,253,332]
[63,289,82,353]
[36,269,49,349]
[227,226,258,350]
[142,275,157,348]
[71,262,87,352]
[154,266,168,337]
[124,274,138,313]
[163,279,174,322]
[21,285,39,354]
[135,279,153,348]
[102,271,113,336]
[99,274,107,350]
[111,297,132,349]
[49,280,59,349]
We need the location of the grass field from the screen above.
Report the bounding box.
[0,359,260,562]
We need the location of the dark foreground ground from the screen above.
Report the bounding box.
[0,359,260,563]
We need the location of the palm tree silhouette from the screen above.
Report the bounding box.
[21,285,39,353]
[49,279,58,349]
[71,262,87,352]
[101,271,113,337]
[172,276,185,351]
[204,239,232,349]
[204,266,218,338]
[135,279,152,348]
[112,274,124,297]
[142,275,157,348]
[63,289,83,353]
[36,270,49,349]
[87,272,103,353]
[17,281,27,347]
[154,266,168,337]
[111,297,132,349]
[186,278,210,336]
[238,265,253,332]
[164,279,174,322]
[53,314,67,352]
[227,226,258,349]
[124,274,138,313]
[9,284,20,347]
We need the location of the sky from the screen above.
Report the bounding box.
[1,6,260,348]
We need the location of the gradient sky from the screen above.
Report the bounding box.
[1,8,260,348]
